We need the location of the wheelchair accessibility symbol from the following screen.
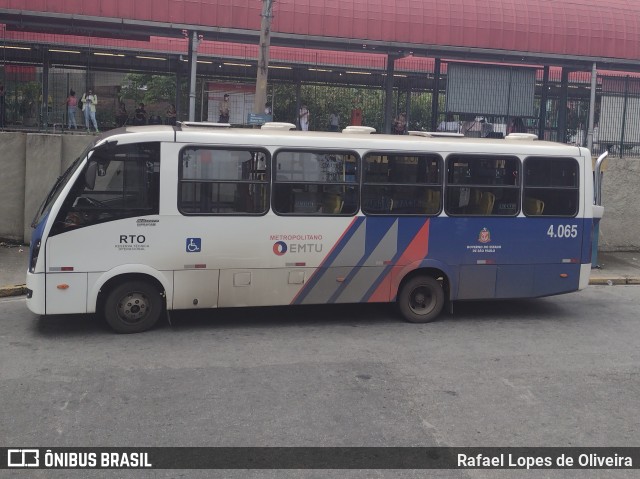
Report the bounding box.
[186,238,201,253]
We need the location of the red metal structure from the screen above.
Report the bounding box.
[1,0,639,65]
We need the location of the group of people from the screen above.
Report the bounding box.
[64,89,98,132]
[60,88,526,137]
[63,88,178,132]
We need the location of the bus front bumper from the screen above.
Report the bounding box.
[26,272,46,315]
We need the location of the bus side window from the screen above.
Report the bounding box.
[272,151,359,216]
[178,148,269,215]
[523,157,579,216]
[362,153,442,216]
[445,154,520,216]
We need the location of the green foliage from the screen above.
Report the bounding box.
[271,84,387,131]
[120,74,176,105]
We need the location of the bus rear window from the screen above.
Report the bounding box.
[523,157,579,216]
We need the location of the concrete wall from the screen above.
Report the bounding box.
[0,132,27,242]
[0,132,638,250]
[0,133,92,244]
[599,158,640,251]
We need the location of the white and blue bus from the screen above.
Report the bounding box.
[27,123,604,333]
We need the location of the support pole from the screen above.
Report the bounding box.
[558,68,569,143]
[587,62,597,152]
[188,31,200,122]
[42,50,50,131]
[295,78,301,129]
[253,0,273,116]
[538,66,549,140]
[430,59,441,132]
[383,54,396,134]
[175,69,182,121]
[404,87,411,131]
[620,75,630,158]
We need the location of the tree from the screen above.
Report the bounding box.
[120,74,176,105]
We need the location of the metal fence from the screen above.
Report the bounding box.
[2,48,640,157]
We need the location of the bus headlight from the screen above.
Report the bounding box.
[29,240,41,273]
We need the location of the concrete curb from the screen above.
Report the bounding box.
[0,284,27,298]
[2,277,640,299]
[589,277,640,285]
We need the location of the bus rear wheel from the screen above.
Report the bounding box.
[103,280,163,333]
[398,276,444,323]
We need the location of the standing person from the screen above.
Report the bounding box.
[64,90,78,129]
[218,94,230,123]
[116,102,128,127]
[81,88,99,133]
[0,83,5,128]
[298,104,310,131]
[392,112,407,135]
[133,102,147,125]
[328,110,340,131]
[166,104,177,125]
[350,98,363,126]
[508,117,526,134]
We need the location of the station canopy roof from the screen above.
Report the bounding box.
[1,0,640,71]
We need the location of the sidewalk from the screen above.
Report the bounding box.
[1,242,639,298]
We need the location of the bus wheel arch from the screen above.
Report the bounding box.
[98,274,166,333]
[397,268,448,323]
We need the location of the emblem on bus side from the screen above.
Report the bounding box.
[186,238,201,252]
[478,228,491,244]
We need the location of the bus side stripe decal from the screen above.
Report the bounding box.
[291,216,364,304]
[366,218,431,302]
[327,218,399,303]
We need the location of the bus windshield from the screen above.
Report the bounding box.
[30,141,96,228]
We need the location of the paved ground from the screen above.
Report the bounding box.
[1,285,639,478]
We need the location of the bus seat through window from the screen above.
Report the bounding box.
[469,191,495,215]
[322,193,344,214]
[524,197,545,215]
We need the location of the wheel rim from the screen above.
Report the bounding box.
[408,285,436,316]
[116,291,150,324]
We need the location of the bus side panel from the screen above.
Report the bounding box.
[532,263,581,296]
[428,216,584,300]
[45,273,88,314]
[457,265,496,300]
[218,268,316,308]
[581,217,594,265]
[496,265,534,298]
[173,269,220,309]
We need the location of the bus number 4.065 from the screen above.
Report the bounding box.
[547,225,578,238]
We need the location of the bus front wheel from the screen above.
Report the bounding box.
[398,276,444,323]
[103,280,163,333]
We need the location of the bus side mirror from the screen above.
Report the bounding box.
[85,161,98,190]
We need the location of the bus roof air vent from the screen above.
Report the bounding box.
[505,133,538,141]
[179,121,231,128]
[342,126,376,134]
[408,131,464,138]
[261,122,297,131]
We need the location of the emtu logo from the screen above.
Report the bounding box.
[273,241,288,256]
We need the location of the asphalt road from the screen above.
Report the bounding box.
[1,286,639,479]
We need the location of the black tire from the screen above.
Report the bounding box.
[398,275,445,323]
[103,280,163,333]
